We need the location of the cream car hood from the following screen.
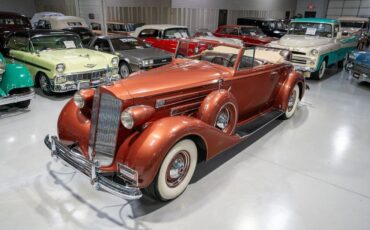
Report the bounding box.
[278,35,332,48]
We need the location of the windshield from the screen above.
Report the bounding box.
[111,38,147,51]
[288,22,333,37]
[31,35,82,51]
[340,22,364,28]
[240,27,265,36]
[163,28,190,39]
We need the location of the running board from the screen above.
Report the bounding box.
[236,110,283,138]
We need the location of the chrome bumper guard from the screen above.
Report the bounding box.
[44,135,142,200]
[293,65,316,73]
[352,72,370,83]
[0,89,35,106]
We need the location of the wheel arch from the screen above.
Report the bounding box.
[34,71,47,87]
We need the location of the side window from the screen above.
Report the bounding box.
[93,39,111,52]
[36,20,51,29]
[238,48,256,70]
[221,28,239,35]
[7,36,29,51]
[334,24,339,37]
[138,29,159,38]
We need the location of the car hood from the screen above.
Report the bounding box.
[278,35,332,47]
[37,48,113,72]
[356,52,370,67]
[105,59,229,100]
[117,47,172,63]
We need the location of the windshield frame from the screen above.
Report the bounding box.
[288,22,333,37]
[30,34,83,52]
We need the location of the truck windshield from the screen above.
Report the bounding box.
[288,22,333,37]
[31,35,82,51]
[340,22,364,28]
[111,38,147,50]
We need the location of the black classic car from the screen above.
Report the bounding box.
[237,17,287,38]
[0,11,32,48]
[88,35,172,78]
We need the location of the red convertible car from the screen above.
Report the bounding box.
[45,41,305,201]
[214,25,274,46]
[131,24,208,56]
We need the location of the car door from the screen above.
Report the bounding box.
[230,48,282,121]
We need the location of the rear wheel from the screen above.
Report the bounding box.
[312,60,326,80]
[38,73,52,95]
[147,139,198,201]
[281,85,299,119]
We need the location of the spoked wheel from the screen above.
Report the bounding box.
[38,73,52,95]
[119,62,131,78]
[282,85,299,119]
[214,103,237,135]
[312,60,326,80]
[148,139,197,201]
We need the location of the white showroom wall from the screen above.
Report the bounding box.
[0,0,36,17]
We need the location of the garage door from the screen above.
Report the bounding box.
[327,0,370,18]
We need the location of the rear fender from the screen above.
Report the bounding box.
[273,71,305,111]
[0,63,33,95]
[118,116,240,188]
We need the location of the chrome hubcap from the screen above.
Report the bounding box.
[288,89,297,112]
[120,65,129,78]
[166,151,190,187]
[40,76,49,92]
[216,107,230,130]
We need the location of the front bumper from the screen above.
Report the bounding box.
[0,88,35,106]
[352,71,370,83]
[44,135,142,200]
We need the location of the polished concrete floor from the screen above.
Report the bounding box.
[1,68,370,230]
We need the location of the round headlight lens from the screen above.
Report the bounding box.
[310,49,319,56]
[121,111,134,129]
[56,63,65,73]
[73,91,85,109]
[112,57,119,66]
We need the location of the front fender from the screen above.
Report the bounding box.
[0,63,33,95]
[273,71,305,111]
[120,116,240,188]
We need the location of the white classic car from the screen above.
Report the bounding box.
[269,18,358,79]
[193,29,244,47]
[338,17,369,50]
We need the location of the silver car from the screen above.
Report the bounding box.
[88,35,173,78]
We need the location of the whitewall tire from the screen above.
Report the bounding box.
[282,85,299,119]
[154,139,198,201]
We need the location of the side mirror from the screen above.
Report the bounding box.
[94,45,99,51]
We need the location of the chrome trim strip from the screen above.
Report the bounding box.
[0,89,35,106]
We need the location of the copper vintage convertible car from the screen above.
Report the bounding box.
[45,41,305,201]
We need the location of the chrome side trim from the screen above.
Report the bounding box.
[0,89,35,106]
[44,135,142,200]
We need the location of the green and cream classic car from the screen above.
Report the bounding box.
[269,18,358,80]
[3,30,120,95]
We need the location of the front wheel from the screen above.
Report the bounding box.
[281,85,299,119]
[38,73,52,95]
[148,139,198,201]
[312,60,326,80]
[119,62,131,79]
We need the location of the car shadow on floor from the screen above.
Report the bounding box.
[0,105,31,118]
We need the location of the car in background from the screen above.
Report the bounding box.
[35,16,94,46]
[30,12,64,28]
[91,21,143,36]
[237,17,287,38]
[0,11,31,48]
[350,51,370,83]
[269,18,358,80]
[131,24,208,56]
[0,53,34,108]
[345,50,366,71]
[88,35,172,78]
[338,17,369,50]
[193,29,244,47]
[3,30,120,95]
[213,25,274,46]
[45,40,305,201]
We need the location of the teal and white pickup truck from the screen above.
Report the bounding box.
[269,18,358,79]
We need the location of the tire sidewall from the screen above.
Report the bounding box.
[39,74,52,95]
[283,85,299,119]
[318,60,326,79]
[156,139,198,201]
[119,62,130,78]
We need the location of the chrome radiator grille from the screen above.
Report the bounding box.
[90,91,122,166]
[67,69,107,82]
[353,64,370,75]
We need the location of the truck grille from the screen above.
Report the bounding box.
[353,63,370,75]
[291,56,307,64]
[90,91,122,166]
[66,69,107,82]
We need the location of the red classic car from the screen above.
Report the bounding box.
[45,41,305,201]
[131,24,208,56]
[214,25,274,46]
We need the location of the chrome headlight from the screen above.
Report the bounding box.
[141,59,153,67]
[56,63,65,73]
[111,57,119,66]
[121,110,134,129]
[55,75,67,84]
[310,49,319,56]
[73,91,85,109]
